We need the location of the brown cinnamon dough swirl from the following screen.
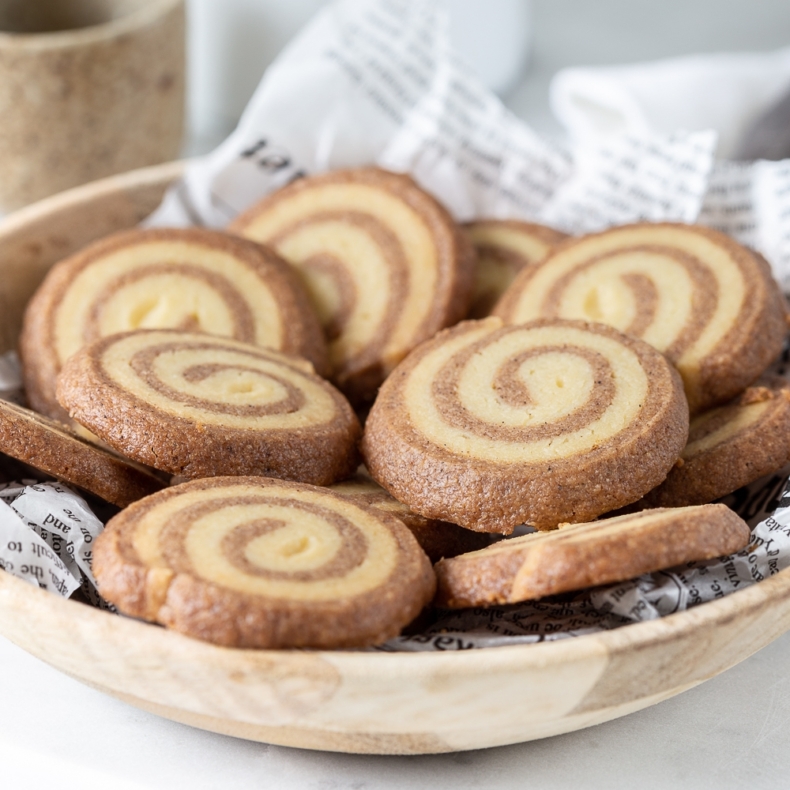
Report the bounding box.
[640,376,790,508]
[434,504,750,608]
[464,220,568,318]
[229,167,476,404]
[0,398,165,507]
[330,469,489,562]
[362,318,689,533]
[21,227,328,421]
[94,477,436,648]
[493,223,788,413]
[56,330,360,484]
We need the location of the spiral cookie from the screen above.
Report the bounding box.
[362,317,689,533]
[230,167,476,403]
[21,227,328,421]
[56,330,360,484]
[464,220,567,318]
[0,398,165,507]
[640,377,790,508]
[94,477,436,648]
[330,469,489,562]
[493,223,788,413]
[434,504,750,607]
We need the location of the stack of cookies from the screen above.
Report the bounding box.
[7,165,784,649]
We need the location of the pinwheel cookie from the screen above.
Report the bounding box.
[464,219,567,318]
[21,227,328,421]
[94,477,436,648]
[493,223,788,413]
[56,330,360,484]
[0,398,165,507]
[641,376,790,508]
[230,167,476,403]
[362,317,689,533]
[434,504,750,607]
[330,469,489,562]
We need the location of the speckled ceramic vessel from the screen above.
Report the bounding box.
[0,0,184,211]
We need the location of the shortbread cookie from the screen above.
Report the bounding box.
[230,167,476,403]
[493,223,788,413]
[56,330,360,484]
[0,398,165,507]
[464,220,567,318]
[362,317,689,533]
[434,504,750,607]
[330,470,489,562]
[21,227,328,421]
[641,377,790,508]
[94,477,436,648]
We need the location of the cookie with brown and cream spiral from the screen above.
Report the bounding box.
[464,219,567,318]
[329,469,489,562]
[56,330,360,484]
[434,504,750,608]
[94,477,436,648]
[0,398,165,507]
[640,376,790,508]
[21,227,328,421]
[362,317,689,533]
[493,223,788,413]
[229,167,476,404]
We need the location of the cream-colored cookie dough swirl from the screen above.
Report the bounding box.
[493,223,788,413]
[56,330,360,484]
[464,220,567,318]
[230,167,476,404]
[21,227,328,421]
[94,477,436,648]
[434,504,750,608]
[362,318,689,533]
[640,376,790,508]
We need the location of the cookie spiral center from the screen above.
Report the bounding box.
[55,240,285,366]
[131,484,400,601]
[406,323,648,463]
[238,183,438,365]
[100,333,337,429]
[501,227,747,382]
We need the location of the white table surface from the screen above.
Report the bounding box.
[2,628,790,790]
[6,1,790,787]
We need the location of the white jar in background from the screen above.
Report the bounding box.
[186,0,531,153]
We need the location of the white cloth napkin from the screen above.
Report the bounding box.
[551,47,790,159]
[551,49,790,288]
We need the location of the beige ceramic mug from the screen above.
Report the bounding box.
[0,0,184,212]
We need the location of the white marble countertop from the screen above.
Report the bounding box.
[5,1,790,787]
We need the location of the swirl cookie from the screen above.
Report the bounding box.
[0,398,165,507]
[434,504,750,607]
[21,227,328,421]
[94,477,436,648]
[230,167,476,403]
[330,469,489,562]
[640,377,790,508]
[464,220,567,318]
[56,330,360,484]
[493,223,788,413]
[363,318,689,533]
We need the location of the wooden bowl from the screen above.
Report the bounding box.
[1,161,790,755]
